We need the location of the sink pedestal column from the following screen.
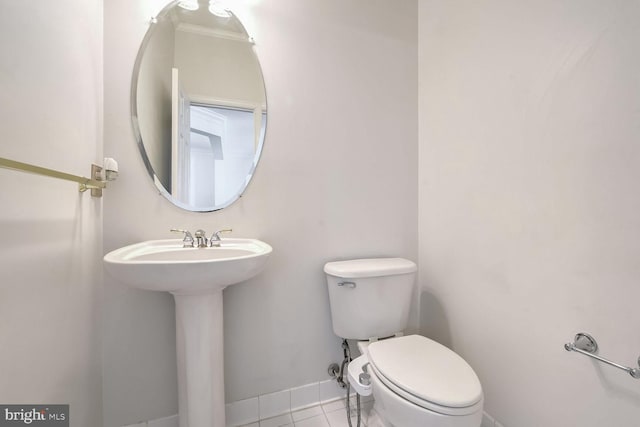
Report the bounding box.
[174,290,225,427]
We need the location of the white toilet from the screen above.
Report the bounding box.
[324,258,483,427]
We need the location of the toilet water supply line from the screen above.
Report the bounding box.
[334,339,362,427]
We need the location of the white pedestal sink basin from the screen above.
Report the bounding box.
[104,238,272,427]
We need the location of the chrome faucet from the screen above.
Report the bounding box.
[209,228,232,247]
[170,229,194,248]
[194,229,208,248]
[171,228,231,248]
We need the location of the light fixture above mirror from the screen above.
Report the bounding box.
[178,0,232,18]
[132,0,267,212]
[208,1,232,18]
[178,0,199,11]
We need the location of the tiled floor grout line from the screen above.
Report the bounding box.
[248,397,371,427]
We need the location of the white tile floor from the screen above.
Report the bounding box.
[240,397,375,427]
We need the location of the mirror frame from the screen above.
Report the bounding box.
[130,0,267,212]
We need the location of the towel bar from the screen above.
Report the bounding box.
[0,157,106,196]
[564,333,640,379]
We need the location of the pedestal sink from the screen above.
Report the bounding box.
[104,238,272,427]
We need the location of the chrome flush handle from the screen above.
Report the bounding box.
[338,281,356,289]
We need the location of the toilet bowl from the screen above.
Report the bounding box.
[324,258,483,427]
[349,336,483,427]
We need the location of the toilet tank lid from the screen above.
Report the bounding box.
[324,258,416,278]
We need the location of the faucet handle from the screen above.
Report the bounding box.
[359,362,371,385]
[213,228,232,239]
[358,372,371,386]
[209,228,232,246]
[170,229,194,248]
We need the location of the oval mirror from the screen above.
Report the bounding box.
[132,0,267,211]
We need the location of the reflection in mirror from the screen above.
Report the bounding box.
[132,0,267,211]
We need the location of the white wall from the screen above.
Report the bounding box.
[418,1,640,426]
[0,1,103,426]
[103,1,418,426]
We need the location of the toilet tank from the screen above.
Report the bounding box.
[324,258,417,340]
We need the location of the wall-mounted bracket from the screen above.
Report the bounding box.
[90,164,103,197]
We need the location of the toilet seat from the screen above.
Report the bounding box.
[368,335,483,416]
